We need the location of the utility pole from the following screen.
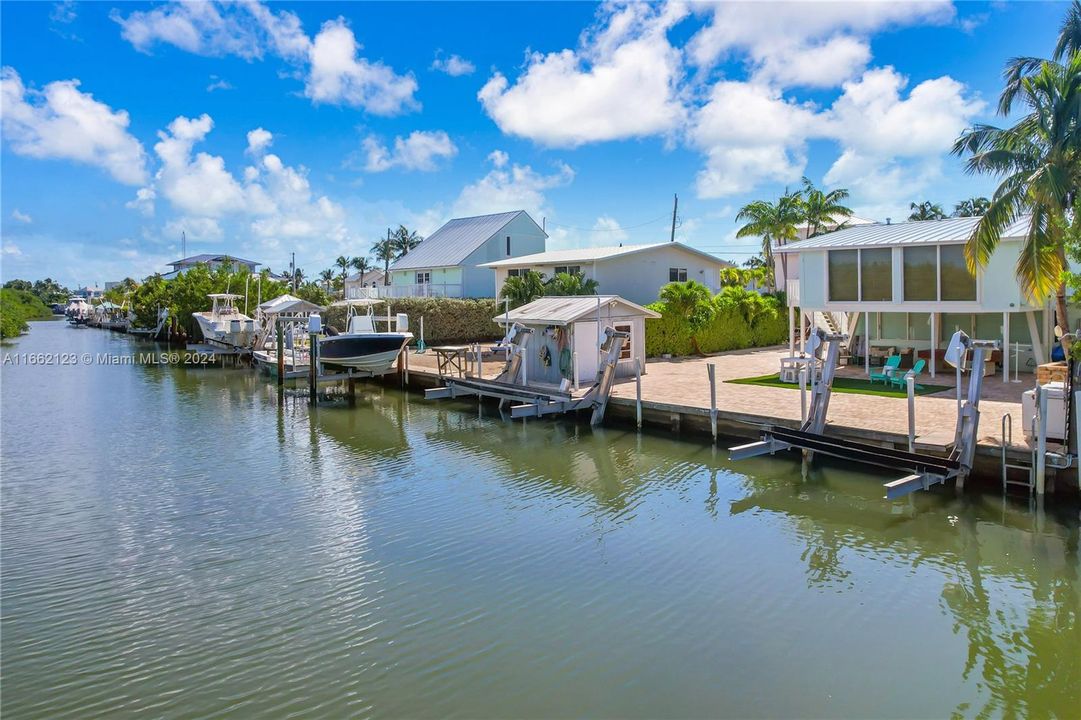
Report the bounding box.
[669,193,678,242]
[385,227,392,286]
[290,252,296,292]
[181,230,187,258]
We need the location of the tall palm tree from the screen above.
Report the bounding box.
[391,225,422,258]
[953,197,991,217]
[952,52,1081,337]
[350,256,373,289]
[334,255,352,283]
[372,237,396,286]
[499,271,545,308]
[908,201,947,221]
[800,177,853,238]
[735,191,803,292]
[319,268,335,292]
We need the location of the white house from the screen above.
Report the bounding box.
[344,269,385,298]
[387,210,547,298]
[776,215,1048,381]
[775,214,877,293]
[494,295,660,383]
[481,242,731,306]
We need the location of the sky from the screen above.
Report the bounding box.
[0,0,1065,289]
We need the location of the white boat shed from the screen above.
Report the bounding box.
[494,295,659,385]
[777,215,1049,381]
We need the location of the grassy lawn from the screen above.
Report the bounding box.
[726,373,952,398]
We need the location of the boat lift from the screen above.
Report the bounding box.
[425,323,629,426]
[730,329,998,499]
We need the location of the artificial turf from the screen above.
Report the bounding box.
[726,373,952,398]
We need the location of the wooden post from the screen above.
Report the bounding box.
[800,365,808,424]
[308,331,318,405]
[573,351,579,391]
[907,374,916,453]
[1002,311,1010,383]
[708,363,717,443]
[276,321,285,388]
[477,343,483,378]
[1036,384,1047,495]
[635,357,642,430]
[347,373,356,406]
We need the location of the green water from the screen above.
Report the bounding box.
[2,321,1079,719]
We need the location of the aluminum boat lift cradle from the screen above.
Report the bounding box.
[425,323,629,426]
[730,329,996,499]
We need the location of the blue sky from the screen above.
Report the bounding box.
[0,0,1064,288]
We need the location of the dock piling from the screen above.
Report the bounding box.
[308,331,318,405]
[708,363,717,443]
[276,323,285,389]
[906,374,916,453]
[1036,384,1048,495]
[799,366,808,423]
[635,356,642,430]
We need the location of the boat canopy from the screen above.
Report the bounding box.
[267,299,324,315]
[207,293,243,299]
[329,298,387,308]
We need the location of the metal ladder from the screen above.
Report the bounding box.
[1000,414,1035,494]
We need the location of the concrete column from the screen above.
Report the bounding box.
[930,312,937,378]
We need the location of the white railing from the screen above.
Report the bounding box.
[786,279,800,305]
[347,283,463,299]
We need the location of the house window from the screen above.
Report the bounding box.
[669,268,688,282]
[827,250,859,301]
[416,271,431,285]
[903,246,938,301]
[859,248,892,301]
[506,236,511,256]
[615,323,632,361]
[507,268,522,277]
[939,244,977,301]
[554,265,582,276]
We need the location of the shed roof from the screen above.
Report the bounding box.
[390,210,545,271]
[494,295,660,326]
[777,215,1033,252]
[480,241,729,269]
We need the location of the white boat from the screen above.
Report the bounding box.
[65,296,91,326]
[318,299,412,373]
[192,293,256,348]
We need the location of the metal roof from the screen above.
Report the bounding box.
[390,211,543,270]
[493,295,660,326]
[480,241,730,268]
[169,253,261,266]
[776,215,1033,252]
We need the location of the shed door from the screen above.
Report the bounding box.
[574,321,601,380]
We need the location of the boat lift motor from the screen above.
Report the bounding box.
[730,329,998,499]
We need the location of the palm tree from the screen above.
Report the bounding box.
[908,201,947,221]
[319,268,335,292]
[372,237,396,286]
[952,51,1081,338]
[350,256,373,289]
[953,197,991,217]
[334,255,352,283]
[391,225,422,258]
[658,280,714,355]
[544,272,599,296]
[499,271,545,308]
[735,191,803,292]
[800,177,853,238]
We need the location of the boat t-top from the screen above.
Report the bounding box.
[318,298,412,373]
[65,296,91,326]
[192,293,256,348]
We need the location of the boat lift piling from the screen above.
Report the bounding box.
[729,329,998,499]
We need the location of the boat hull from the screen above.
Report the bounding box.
[318,333,412,373]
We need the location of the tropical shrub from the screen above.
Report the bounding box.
[645,283,787,357]
[500,271,546,307]
[0,288,54,338]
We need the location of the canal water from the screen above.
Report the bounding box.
[2,321,1079,719]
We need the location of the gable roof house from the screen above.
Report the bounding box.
[387,210,547,298]
[161,253,266,280]
[344,268,386,299]
[482,241,731,306]
[778,215,1046,381]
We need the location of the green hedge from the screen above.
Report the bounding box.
[645,297,788,357]
[0,288,54,339]
[324,297,503,345]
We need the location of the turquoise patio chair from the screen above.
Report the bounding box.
[890,359,927,390]
[870,355,901,384]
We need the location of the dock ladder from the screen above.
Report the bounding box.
[1000,413,1035,495]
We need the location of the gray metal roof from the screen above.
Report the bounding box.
[480,241,731,268]
[169,253,260,266]
[493,295,660,326]
[390,211,541,270]
[776,215,1033,252]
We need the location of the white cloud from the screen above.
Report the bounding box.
[50,1,76,25]
[2,243,23,257]
[478,2,689,147]
[688,1,955,87]
[488,149,509,168]
[304,19,418,115]
[361,130,457,172]
[163,216,223,243]
[690,81,818,198]
[0,67,148,185]
[11,209,32,224]
[246,127,273,155]
[152,114,247,217]
[452,153,574,220]
[590,215,629,245]
[431,52,475,76]
[206,75,233,92]
[126,187,156,217]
